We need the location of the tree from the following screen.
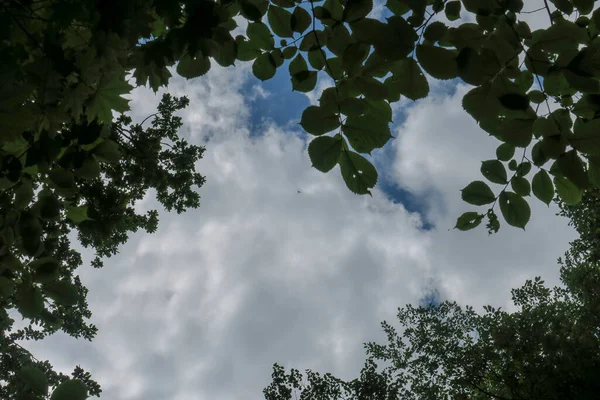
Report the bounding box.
[2,0,600,398]
[262,190,600,400]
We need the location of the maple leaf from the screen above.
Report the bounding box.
[85,73,133,124]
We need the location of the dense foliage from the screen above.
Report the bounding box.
[263,191,600,400]
[2,0,600,397]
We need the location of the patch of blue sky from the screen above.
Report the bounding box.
[419,289,441,307]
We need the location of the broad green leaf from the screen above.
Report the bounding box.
[363,99,392,122]
[533,20,587,53]
[341,43,370,75]
[300,106,340,135]
[176,54,211,79]
[558,150,591,189]
[289,54,308,76]
[308,135,344,172]
[50,379,88,400]
[94,139,121,163]
[390,58,429,101]
[550,0,574,13]
[86,74,133,124]
[532,170,554,205]
[342,115,392,154]
[554,176,582,204]
[533,117,560,138]
[291,70,317,92]
[17,211,42,256]
[461,181,495,205]
[240,0,267,20]
[338,150,378,195]
[300,30,327,51]
[416,45,458,80]
[353,76,388,101]
[511,176,531,196]
[236,36,261,61]
[573,0,594,14]
[481,160,508,184]
[339,98,366,116]
[498,93,530,111]
[385,0,410,15]
[323,0,344,21]
[570,119,600,155]
[499,119,534,148]
[455,212,484,231]
[496,143,515,161]
[15,181,34,210]
[272,0,295,7]
[516,162,532,177]
[19,366,48,395]
[252,53,276,81]
[343,0,373,22]
[74,157,101,180]
[282,46,297,59]
[588,156,600,188]
[268,6,294,38]
[424,22,448,42]
[43,280,79,306]
[499,191,530,229]
[531,141,549,166]
[66,205,90,223]
[30,256,60,284]
[247,23,274,50]
[445,1,461,20]
[462,85,501,122]
[308,49,326,70]
[528,90,546,104]
[16,284,44,318]
[291,7,311,33]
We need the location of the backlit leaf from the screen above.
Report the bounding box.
[532,170,554,205]
[511,176,531,196]
[342,114,392,154]
[308,135,344,172]
[499,191,530,229]
[455,211,484,231]
[339,150,377,195]
[416,44,458,80]
[496,143,515,161]
[481,160,508,184]
[50,379,88,400]
[268,6,294,38]
[390,58,429,100]
[252,53,276,81]
[19,366,48,395]
[554,176,582,204]
[300,106,340,135]
[461,181,495,205]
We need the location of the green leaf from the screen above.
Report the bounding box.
[499,191,531,229]
[0,277,15,299]
[43,280,79,306]
[445,1,461,20]
[516,162,532,177]
[252,53,277,81]
[16,284,44,318]
[416,45,458,80]
[498,93,530,111]
[247,23,274,50]
[176,54,211,79]
[94,139,121,163]
[300,30,327,51]
[291,7,311,33]
[308,49,326,70]
[341,43,370,75]
[236,36,261,61]
[499,119,534,148]
[339,98,366,116]
[532,170,554,205]
[308,135,344,172]
[300,106,340,135]
[558,150,591,189]
[496,143,515,161]
[342,115,392,154]
[85,74,133,124]
[573,0,594,14]
[455,211,484,231]
[268,6,294,38]
[570,118,600,155]
[343,0,373,22]
[66,205,90,223]
[363,99,392,122]
[462,85,501,122]
[461,181,495,205]
[554,176,582,204]
[291,70,317,92]
[588,156,600,188]
[390,58,429,100]
[424,22,447,42]
[289,54,308,75]
[528,90,546,104]
[353,76,388,101]
[481,160,508,184]
[19,366,49,395]
[15,181,34,210]
[50,379,88,400]
[511,176,531,196]
[272,0,295,7]
[386,0,410,15]
[30,256,60,284]
[283,46,297,59]
[338,150,378,195]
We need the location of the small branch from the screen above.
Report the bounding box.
[543,0,554,25]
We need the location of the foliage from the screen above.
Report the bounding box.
[2,0,600,397]
[263,190,600,400]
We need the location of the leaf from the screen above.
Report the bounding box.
[416,45,458,80]
[554,176,582,204]
[424,22,448,42]
[0,277,15,299]
[363,99,392,122]
[343,0,373,22]
[342,115,392,154]
[291,7,311,33]
[499,119,534,148]
[16,284,44,318]
[341,43,370,75]
[50,379,88,400]
[499,191,531,229]
[353,76,388,101]
[462,85,501,122]
[511,176,531,196]
[300,106,340,135]
[308,135,344,172]
[19,366,49,395]
[461,181,495,205]
[94,139,121,163]
[390,58,429,100]
[496,143,515,161]
[570,118,600,155]
[516,162,532,177]
[43,280,79,306]
[247,23,274,50]
[308,49,326,70]
[291,70,317,92]
[85,74,133,124]
[573,0,594,14]
[528,90,546,104]
[252,53,276,81]
[588,156,600,188]
[299,30,327,51]
[455,212,484,231]
[176,54,211,79]
[30,256,60,284]
[532,170,554,205]
[66,205,90,224]
[272,0,295,7]
[445,1,461,20]
[339,98,365,116]
[558,150,591,189]
[498,93,529,111]
[338,150,378,195]
[236,36,261,61]
[481,160,508,184]
[268,6,294,38]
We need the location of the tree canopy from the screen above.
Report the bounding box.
[2,0,600,398]
[263,191,600,400]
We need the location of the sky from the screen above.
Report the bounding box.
[20,2,583,399]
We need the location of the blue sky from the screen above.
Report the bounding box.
[20,2,584,399]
